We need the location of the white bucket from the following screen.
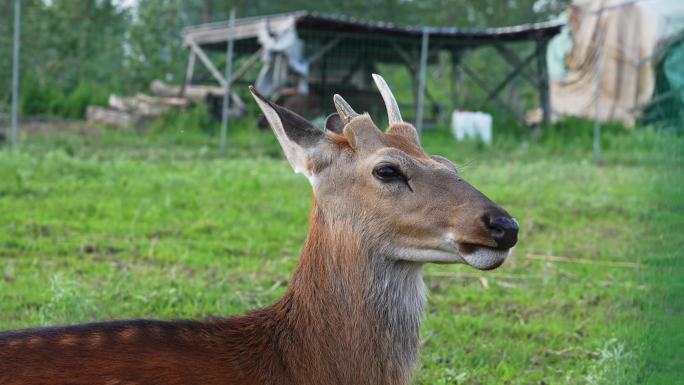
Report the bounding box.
[450,111,493,144]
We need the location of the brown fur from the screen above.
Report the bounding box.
[328,132,352,150]
[1,202,418,385]
[384,133,429,161]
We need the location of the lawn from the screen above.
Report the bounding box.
[0,117,682,384]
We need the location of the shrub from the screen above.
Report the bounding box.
[20,76,110,119]
[61,82,109,119]
[20,76,64,116]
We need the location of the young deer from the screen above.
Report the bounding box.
[0,75,518,385]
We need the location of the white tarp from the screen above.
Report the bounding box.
[547,0,672,126]
[255,17,309,97]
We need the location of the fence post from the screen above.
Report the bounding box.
[220,8,236,157]
[537,39,551,126]
[594,23,604,163]
[10,0,21,149]
[416,29,429,137]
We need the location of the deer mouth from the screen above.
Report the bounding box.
[457,243,510,270]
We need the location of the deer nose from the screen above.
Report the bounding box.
[484,215,519,250]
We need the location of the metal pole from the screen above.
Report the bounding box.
[219,8,236,157]
[537,39,551,126]
[450,51,462,113]
[10,0,21,149]
[594,24,603,163]
[415,29,429,137]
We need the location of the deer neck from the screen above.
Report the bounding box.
[273,201,427,384]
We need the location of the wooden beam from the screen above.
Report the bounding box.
[458,62,527,125]
[306,37,343,65]
[389,40,417,73]
[188,38,227,88]
[181,50,196,97]
[229,90,245,111]
[230,48,262,84]
[494,43,539,88]
[187,38,246,111]
[478,47,538,110]
[340,52,364,84]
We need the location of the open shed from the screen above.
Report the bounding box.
[181,11,563,128]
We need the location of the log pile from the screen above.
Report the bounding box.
[86,80,244,127]
[150,80,246,112]
[150,80,223,103]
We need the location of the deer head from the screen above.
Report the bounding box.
[250,75,518,271]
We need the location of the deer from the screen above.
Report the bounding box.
[0,74,518,385]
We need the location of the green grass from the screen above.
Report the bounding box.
[0,117,682,384]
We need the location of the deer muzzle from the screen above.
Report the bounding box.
[452,203,519,270]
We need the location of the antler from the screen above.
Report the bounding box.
[372,74,402,125]
[333,94,359,124]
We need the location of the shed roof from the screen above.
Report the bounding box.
[182,10,564,49]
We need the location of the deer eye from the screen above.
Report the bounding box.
[373,165,405,182]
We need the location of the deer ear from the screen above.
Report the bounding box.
[324,113,345,134]
[249,86,324,177]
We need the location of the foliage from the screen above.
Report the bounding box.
[19,76,64,117]
[20,76,109,118]
[0,119,681,384]
[147,105,215,134]
[0,0,128,116]
[61,82,111,119]
[126,0,200,87]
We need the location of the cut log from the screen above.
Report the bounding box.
[135,93,190,109]
[150,80,223,103]
[108,93,190,117]
[150,80,246,114]
[86,106,136,128]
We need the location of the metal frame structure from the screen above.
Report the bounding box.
[181,11,563,127]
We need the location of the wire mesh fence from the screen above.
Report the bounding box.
[204,22,550,130]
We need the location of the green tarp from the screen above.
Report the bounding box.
[664,41,684,105]
[642,35,684,127]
